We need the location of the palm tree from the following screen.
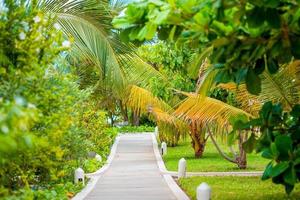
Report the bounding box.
[38,0,163,124]
[172,59,300,168]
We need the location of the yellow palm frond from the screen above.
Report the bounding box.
[218,60,300,113]
[259,60,300,109]
[174,94,252,125]
[125,85,170,114]
[218,83,261,115]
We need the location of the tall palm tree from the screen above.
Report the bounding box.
[37,0,163,122]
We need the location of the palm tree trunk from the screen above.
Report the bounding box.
[236,131,247,169]
[118,100,128,122]
[207,127,248,169]
[190,122,207,158]
[130,111,140,126]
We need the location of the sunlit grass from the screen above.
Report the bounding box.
[179,176,300,200]
[163,139,268,172]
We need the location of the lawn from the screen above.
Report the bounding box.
[163,139,269,172]
[179,176,300,200]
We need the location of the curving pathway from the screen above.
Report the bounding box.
[79,133,188,200]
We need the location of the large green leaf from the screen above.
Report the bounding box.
[246,67,262,95]
[270,161,289,177]
[275,135,292,160]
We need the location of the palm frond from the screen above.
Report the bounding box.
[218,83,261,115]
[126,85,171,114]
[174,93,252,125]
[218,60,300,113]
[58,13,126,91]
[259,60,300,109]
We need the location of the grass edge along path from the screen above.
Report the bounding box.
[179,176,300,200]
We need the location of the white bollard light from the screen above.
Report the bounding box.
[178,158,186,178]
[197,182,211,200]
[95,154,102,162]
[74,167,85,185]
[154,126,159,137]
[161,142,167,156]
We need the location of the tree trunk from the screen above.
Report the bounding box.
[118,100,128,122]
[130,111,140,126]
[190,122,207,158]
[208,126,248,169]
[236,131,247,169]
[109,112,114,126]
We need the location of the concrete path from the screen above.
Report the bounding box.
[84,134,180,200]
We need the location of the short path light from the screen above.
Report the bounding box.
[197,182,211,200]
[178,158,186,178]
[161,142,167,156]
[95,154,102,162]
[74,167,85,185]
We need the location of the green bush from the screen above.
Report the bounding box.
[83,159,102,173]
[241,102,300,194]
[0,1,117,199]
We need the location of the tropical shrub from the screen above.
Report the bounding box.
[240,102,300,194]
[0,1,117,199]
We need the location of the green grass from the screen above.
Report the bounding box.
[163,140,268,172]
[179,176,300,200]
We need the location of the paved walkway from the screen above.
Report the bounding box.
[85,134,178,200]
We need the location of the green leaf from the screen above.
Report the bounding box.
[235,68,248,84]
[262,161,273,180]
[138,22,157,40]
[153,9,170,24]
[265,8,281,29]
[285,184,295,195]
[261,148,273,159]
[270,162,289,177]
[227,131,236,146]
[211,21,233,35]
[291,105,300,118]
[193,11,210,26]
[270,142,279,158]
[112,18,133,29]
[246,67,262,95]
[260,101,273,120]
[264,0,280,8]
[168,25,177,41]
[246,7,265,28]
[267,59,279,74]
[254,58,265,75]
[242,133,257,153]
[284,167,297,185]
[215,69,232,83]
[275,135,292,160]
[126,4,145,21]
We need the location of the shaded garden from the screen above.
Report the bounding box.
[1,0,300,199]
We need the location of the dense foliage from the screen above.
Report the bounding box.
[138,41,195,104]
[0,1,117,199]
[239,102,300,194]
[113,0,300,95]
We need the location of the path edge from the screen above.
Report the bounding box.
[72,135,120,200]
[151,133,190,200]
